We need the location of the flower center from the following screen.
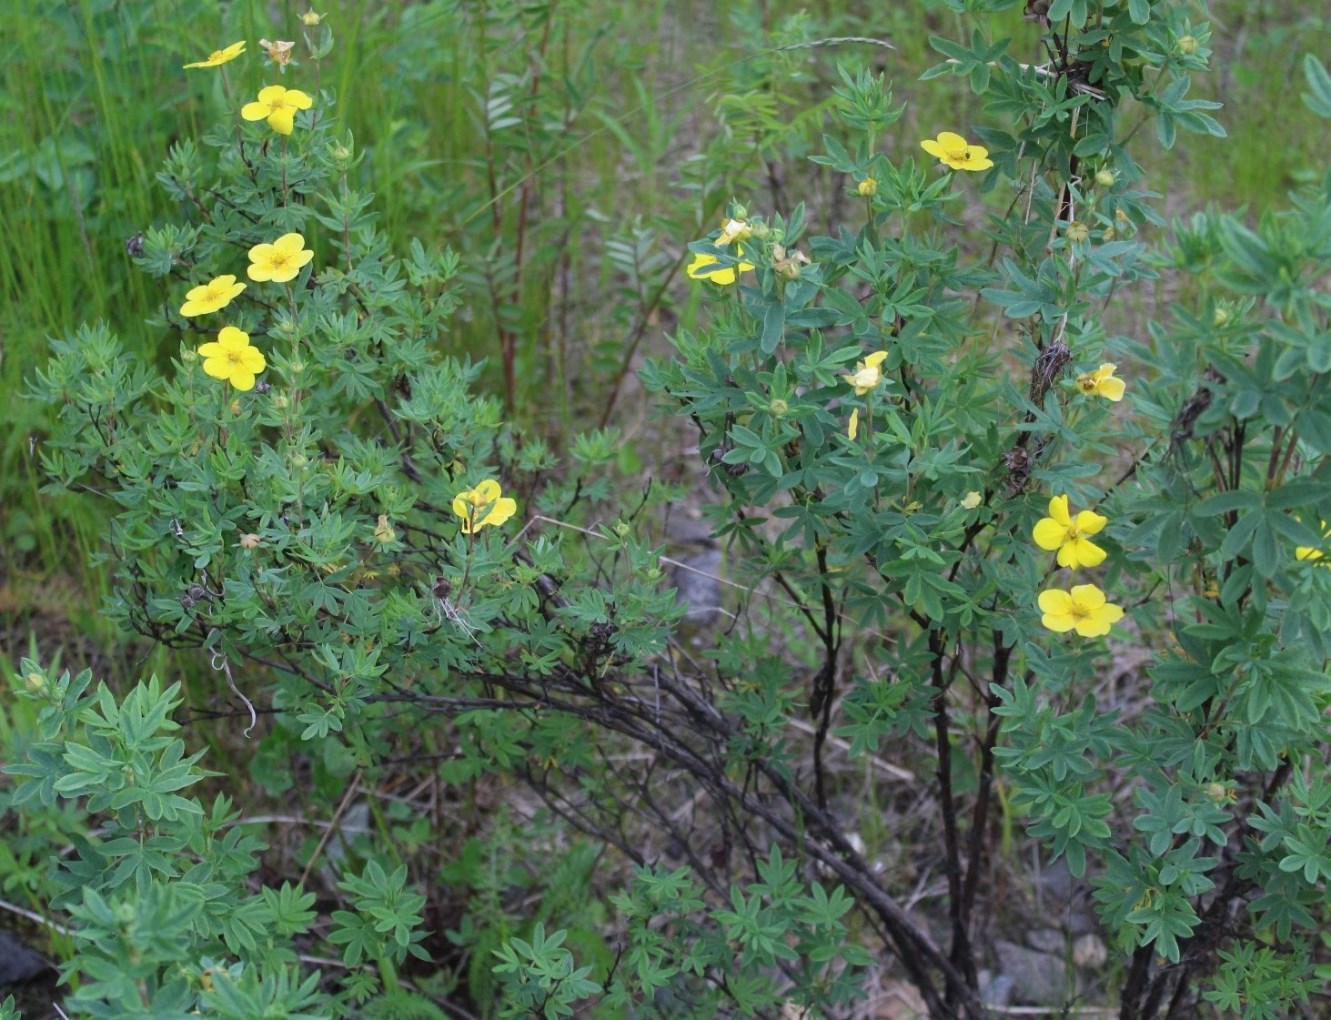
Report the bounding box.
[269,252,291,269]
[226,350,246,367]
[949,145,971,161]
[209,50,224,61]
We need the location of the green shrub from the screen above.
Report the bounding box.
[14,2,1331,1019]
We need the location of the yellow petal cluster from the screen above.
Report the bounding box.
[1076,363,1126,401]
[1038,585,1123,638]
[842,351,887,396]
[920,131,993,172]
[184,41,246,69]
[452,480,518,534]
[241,85,314,135]
[687,246,754,286]
[197,326,266,391]
[1297,521,1331,565]
[180,274,246,317]
[248,233,315,283]
[1032,494,1108,568]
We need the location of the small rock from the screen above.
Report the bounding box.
[874,980,928,1019]
[1026,927,1065,954]
[980,972,1015,1008]
[0,930,50,984]
[994,939,1070,1006]
[1073,932,1108,969]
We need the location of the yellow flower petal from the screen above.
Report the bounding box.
[184,40,246,69]
[1032,517,1067,552]
[268,107,297,135]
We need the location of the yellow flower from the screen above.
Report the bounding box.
[197,326,266,391]
[301,10,324,26]
[180,274,246,317]
[847,408,859,440]
[961,491,983,510]
[373,514,396,545]
[1038,584,1124,638]
[1032,494,1108,568]
[259,39,295,67]
[184,41,246,69]
[1297,521,1331,565]
[842,351,888,395]
[687,246,755,286]
[1076,363,1126,401]
[857,177,878,197]
[452,480,518,534]
[241,84,314,135]
[920,131,994,172]
[248,233,314,283]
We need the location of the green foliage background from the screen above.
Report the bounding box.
[5,1,1331,1019]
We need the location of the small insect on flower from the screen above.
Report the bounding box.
[184,41,246,69]
[452,480,517,534]
[241,84,314,135]
[197,326,267,391]
[920,131,994,172]
[1076,363,1126,401]
[180,274,246,317]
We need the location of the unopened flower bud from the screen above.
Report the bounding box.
[301,10,323,25]
[961,491,982,510]
[1066,221,1090,243]
[23,672,46,693]
[1094,168,1116,188]
[1213,306,1232,327]
[1177,35,1198,55]
[238,533,261,549]
[769,398,789,416]
[374,514,396,544]
[229,399,242,415]
[857,177,878,197]
[181,348,199,365]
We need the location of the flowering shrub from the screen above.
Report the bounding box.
[15,4,1331,1020]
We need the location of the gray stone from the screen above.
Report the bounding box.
[1072,933,1109,969]
[980,972,1015,1008]
[0,930,50,984]
[993,939,1070,1006]
[1026,927,1065,954]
